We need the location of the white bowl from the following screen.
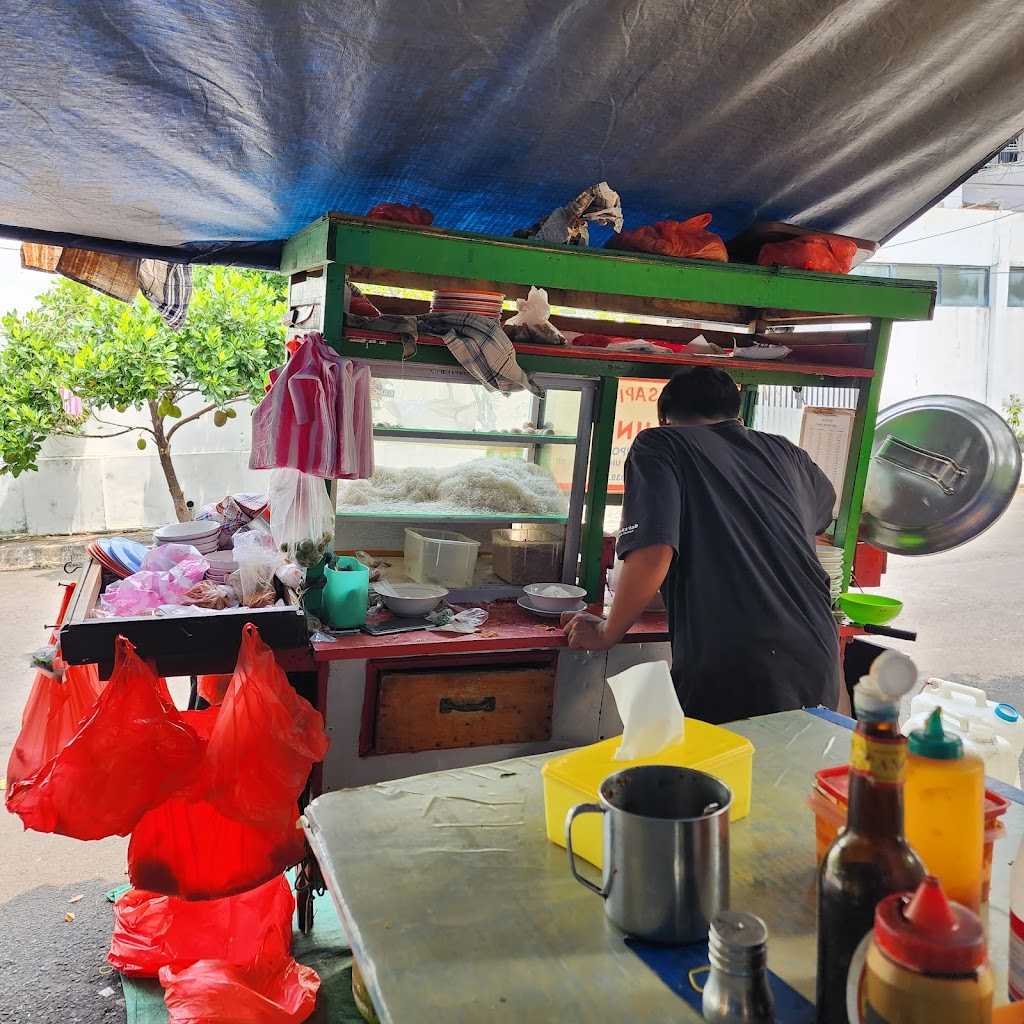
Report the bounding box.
[523,582,587,612]
[374,581,448,617]
[154,521,220,544]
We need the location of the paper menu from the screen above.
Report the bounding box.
[799,407,856,518]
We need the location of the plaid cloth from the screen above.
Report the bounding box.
[418,312,541,396]
[138,259,193,330]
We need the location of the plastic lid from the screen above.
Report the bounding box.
[908,708,963,760]
[855,650,918,718]
[874,877,987,975]
[996,703,1020,724]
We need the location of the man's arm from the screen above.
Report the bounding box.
[562,544,674,651]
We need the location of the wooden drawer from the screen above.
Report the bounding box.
[372,663,555,755]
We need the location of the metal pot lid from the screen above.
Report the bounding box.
[861,395,1021,555]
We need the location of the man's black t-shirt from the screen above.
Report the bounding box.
[616,421,839,724]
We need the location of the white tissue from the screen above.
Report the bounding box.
[608,661,685,761]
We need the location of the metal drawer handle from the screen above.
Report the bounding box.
[876,436,967,496]
[439,696,496,714]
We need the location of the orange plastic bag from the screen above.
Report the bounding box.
[6,637,202,839]
[128,703,308,900]
[757,234,858,274]
[160,957,319,1024]
[205,623,328,831]
[5,659,104,791]
[606,214,728,262]
[109,875,295,977]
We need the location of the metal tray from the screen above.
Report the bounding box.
[861,394,1021,555]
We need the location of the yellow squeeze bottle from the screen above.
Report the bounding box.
[905,708,985,909]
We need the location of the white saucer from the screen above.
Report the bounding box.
[517,597,587,619]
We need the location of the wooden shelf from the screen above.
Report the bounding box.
[373,427,577,446]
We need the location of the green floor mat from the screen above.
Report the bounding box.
[109,880,363,1023]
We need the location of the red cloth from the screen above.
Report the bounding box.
[757,234,858,274]
[606,214,728,262]
[366,202,434,226]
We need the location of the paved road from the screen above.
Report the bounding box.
[0,499,1020,1021]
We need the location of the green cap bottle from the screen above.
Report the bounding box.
[908,708,964,760]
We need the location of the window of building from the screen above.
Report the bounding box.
[851,263,989,306]
[1008,269,1024,307]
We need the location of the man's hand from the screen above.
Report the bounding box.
[561,611,614,651]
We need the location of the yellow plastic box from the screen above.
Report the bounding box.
[541,720,754,869]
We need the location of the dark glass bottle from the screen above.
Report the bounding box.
[815,715,925,1023]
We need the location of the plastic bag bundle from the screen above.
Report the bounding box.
[757,233,858,274]
[268,468,335,568]
[5,659,104,791]
[99,544,209,616]
[160,957,320,1024]
[109,875,295,977]
[6,637,202,839]
[515,182,623,246]
[233,530,282,608]
[606,214,728,262]
[503,286,566,347]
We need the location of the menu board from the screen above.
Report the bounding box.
[799,407,856,517]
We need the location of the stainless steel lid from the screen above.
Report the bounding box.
[861,395,1021,555]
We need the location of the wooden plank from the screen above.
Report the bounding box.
[372,665,555,755]
[325,214,935,321]
[280,216,332,275]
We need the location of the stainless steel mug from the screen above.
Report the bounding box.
[565,764,731,944]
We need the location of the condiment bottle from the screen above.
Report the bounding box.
[904,708,984,909]
[862,876,992,1023]
[701,912,776,1023]
[815,650,925,1024]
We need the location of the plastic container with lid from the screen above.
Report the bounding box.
[490,526,564,585]
[862,876,993,1023]
[910,678,1024,760]
[806,765,1007,903]
[403,528,480,588]
[905,709,985,910]
[542,720,753,869]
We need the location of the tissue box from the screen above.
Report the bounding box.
[541,721,754,869]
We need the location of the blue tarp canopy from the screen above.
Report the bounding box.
[3,1,1024,268]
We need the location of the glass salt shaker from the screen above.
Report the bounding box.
[701,911,776,1024]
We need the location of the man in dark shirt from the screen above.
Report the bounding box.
[563,366,840,723]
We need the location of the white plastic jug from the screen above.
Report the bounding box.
[910,678,1024,760]
[903,708,1020,787]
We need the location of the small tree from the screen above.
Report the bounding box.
[0,266,287,521]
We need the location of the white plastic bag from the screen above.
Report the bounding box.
[607,661,685,761]
[232,531,282,608]
[504,287,565,346]
[268,469,335,568]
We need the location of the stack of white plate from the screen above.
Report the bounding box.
[205,550,238,584]
[816,544,844,605]
[153,520,221,554]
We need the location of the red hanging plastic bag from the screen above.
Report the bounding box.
[196,673,231,707]
[205,623,328,832]
[109,875,295,978]
[606,214,728,262]
[6,637,202,839]
[5,658,104,791]
[160,957,319,1024]
[757,234,858,274]
[128,707,307,900]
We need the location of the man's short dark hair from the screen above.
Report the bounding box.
[657,366,741,423]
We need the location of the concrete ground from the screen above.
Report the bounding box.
[0,497,1020,1021]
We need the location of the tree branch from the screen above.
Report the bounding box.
[166,394,247,440]
[56,427,136,439]
[90,415,156,437]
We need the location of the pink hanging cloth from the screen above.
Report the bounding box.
[249,333,373,479]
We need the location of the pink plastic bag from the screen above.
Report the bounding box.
[160,957,319,1024]
[109,875,295,977]
[6,637,202,839]
[100,544,209,615]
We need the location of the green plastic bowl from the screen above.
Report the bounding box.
[838,593,903,626]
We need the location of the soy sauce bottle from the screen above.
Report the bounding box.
[815,651,925,1023]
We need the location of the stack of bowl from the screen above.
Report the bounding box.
[153,520,221,555]
[816,544,844,606]
[204,550,238,585]
[429,289,504,319]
